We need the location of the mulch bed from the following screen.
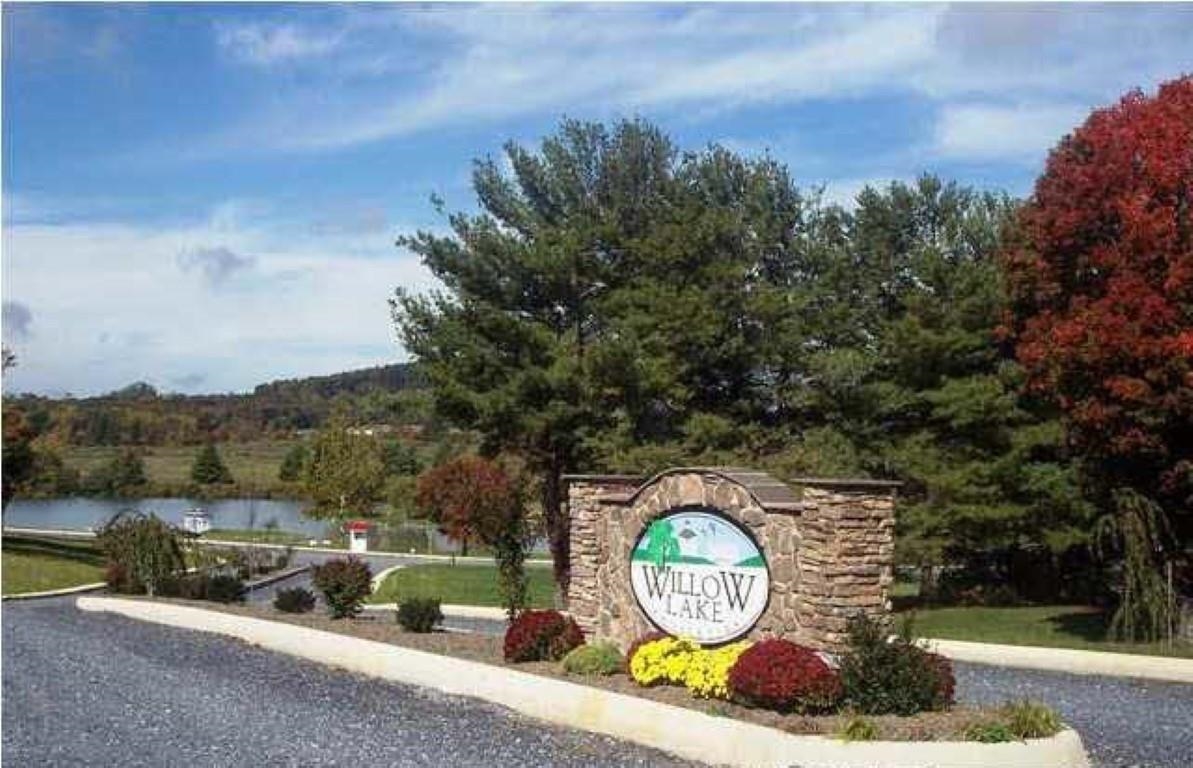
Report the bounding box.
[156,598,996,742]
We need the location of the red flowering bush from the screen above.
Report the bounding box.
[623,631,669,672]
[503,610,584,662]
[728,639,843,713]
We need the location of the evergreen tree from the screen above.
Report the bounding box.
[393,119,815,593]
[191,443,233,485]
[381,439,422,477]
[85,448,148,496]
[394,119,680,592]
[277,443,309,482]
[814,178,1094,597]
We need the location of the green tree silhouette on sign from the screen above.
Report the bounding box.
[644,519,680,567]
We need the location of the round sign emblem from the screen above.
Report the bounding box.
[629,508,769,644]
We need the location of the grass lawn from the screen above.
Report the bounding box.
[204,528,316,546]
[1,535,106,595]
[370,562,556,608]
[898,604,1193,658]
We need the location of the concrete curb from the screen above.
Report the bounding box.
[195,538,551,566]
[363,603,509,621]
[3,526,96,539]
[76,596,1089,768]
[925,637,1193,684]
[369,564,404,592]
[2,582,107,601]
[244,565,311,592]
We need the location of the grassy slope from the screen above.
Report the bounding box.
[1,535,106,594]
[63,440,299,492]
[370,562,556,608]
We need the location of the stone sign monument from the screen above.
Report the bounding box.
[565,467,898,653]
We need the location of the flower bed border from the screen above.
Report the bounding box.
[77,596,1088,768]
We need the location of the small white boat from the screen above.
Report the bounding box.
[182,508,212,535]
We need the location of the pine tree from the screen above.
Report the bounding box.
[191,443,233,485]
[277,444,309,482]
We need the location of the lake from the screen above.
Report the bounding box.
[4,497,549,554]
[3,497,332,536]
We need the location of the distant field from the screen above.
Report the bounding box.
[62,440,300,492]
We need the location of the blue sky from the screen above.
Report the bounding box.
[3,3,1191,396]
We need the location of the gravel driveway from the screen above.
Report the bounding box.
[954,661,1193,768]
[2,598,696,768]
[5,597,1191,767]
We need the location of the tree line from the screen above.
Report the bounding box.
[2,363,430,447]
[394,78,1191,638]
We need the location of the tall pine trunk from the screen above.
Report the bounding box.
[541,454,569,607]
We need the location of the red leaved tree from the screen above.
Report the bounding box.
[415,456,532,616]
[1001,76,1193,638]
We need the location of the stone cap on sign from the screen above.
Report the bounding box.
[568,466,805,513]
[788,477,903,489]
[564,468,900,510]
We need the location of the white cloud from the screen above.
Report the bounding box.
[0,209,436,395]
[934,103,1087,162]
[195,4,1191,162]
[216,21,342,66]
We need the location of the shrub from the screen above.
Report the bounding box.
[1001,699,1062,739]
[838,613,955,715]
[728,639,843,713]
[155,573,244,603]
[97,511,186,596]
[503,610,584,662]
[397,597,443,632]
[274,587,317,614]
[561,642,622,676]
[312,557,373,619]
[924,651,956,707]
[836,715,878,742]
[623,631,669,672]
[104,561,140,594]
[158,573,209,600]
[629,637,752,699]
[964,721,1015,743]
[207,575,247,603]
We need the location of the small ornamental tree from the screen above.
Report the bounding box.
[97,511,186,597]
[415,456,533,617]
[1001,76,1193,638]
[303,425,385,519]
[2,408,36,510]
[191,443,233,485]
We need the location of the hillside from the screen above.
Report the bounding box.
[3,363,430,446]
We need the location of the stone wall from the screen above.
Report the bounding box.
[564,468,896,653]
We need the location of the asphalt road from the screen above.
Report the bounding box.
[4,596,1192,767]
[2,598,697,768]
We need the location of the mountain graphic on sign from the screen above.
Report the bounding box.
[632,513,765,568]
